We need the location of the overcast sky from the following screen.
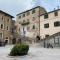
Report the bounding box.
[0,0,60,19]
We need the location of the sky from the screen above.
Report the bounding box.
[0,0,60,19]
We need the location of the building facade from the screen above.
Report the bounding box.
[0,10,14,44]
[40,9,60,39]
[16,6,46,39]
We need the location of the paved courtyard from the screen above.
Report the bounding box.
[0,44,60,60]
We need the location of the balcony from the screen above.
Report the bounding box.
[21,21,30,25]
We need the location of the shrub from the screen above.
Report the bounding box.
[10,44,29,56]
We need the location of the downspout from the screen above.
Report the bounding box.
[39,7,40,38]
[3,17,5,42]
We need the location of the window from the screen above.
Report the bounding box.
[1,24,3,29]
[44,13,48,19]
[7,26,8,30]
[32,17,35,21]
[54,21,60,27]
[6,37,8,39]
[54,11,58,16]
[23,20,25,22]
[7,19,9,22]
[19,16,21,19]
[32,9,35,14]
[23,14,25,17]
[2,16,3,20]
[45,35,49,38]
[27,11,30,16]
[44,23,49,28]
[0,33,2,38]
[32,25,35,29]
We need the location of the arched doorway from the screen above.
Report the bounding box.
[5,37,9,44]
[5,40,8,44]
[36,35,40,42]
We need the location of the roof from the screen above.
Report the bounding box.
[40,9,60,16]
[0,10,14,18]
[17,6,46,16]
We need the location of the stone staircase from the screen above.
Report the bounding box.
[17,32,60,47]
[19,35,35,44]
[39,32,60,47]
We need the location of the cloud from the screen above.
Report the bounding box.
[0,0,33,18]
[32,0,60,11]
[0,0,60,19]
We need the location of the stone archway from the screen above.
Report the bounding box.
[36,35,40,42]
[5,37,9,44]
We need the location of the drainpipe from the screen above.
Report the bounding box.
[3,17,5,42]
[39,7,40,39]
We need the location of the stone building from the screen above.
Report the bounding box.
[40,9,60,39]
[0,10,14,44]
[16,6,46,41]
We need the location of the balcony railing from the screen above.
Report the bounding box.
[21,21,30,25]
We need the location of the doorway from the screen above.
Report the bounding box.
[5,40,8,44]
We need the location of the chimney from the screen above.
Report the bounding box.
[54,8,55,11]
[57,6,59,9]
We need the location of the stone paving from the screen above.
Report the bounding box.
[0,45,60,60]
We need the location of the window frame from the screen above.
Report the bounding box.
[7,19,9,22]
[44,13,48,19]
[44,23,49,28]
[7,26,9,30]
[19,16,21,19]
[54,21,60,27]
[1,24,3,29]
[2,16,3,20]
[32,9,35,14]
[32,25,35,29]
[45,35,49,38]
[54,11,58,16]
[23,13,25,17]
